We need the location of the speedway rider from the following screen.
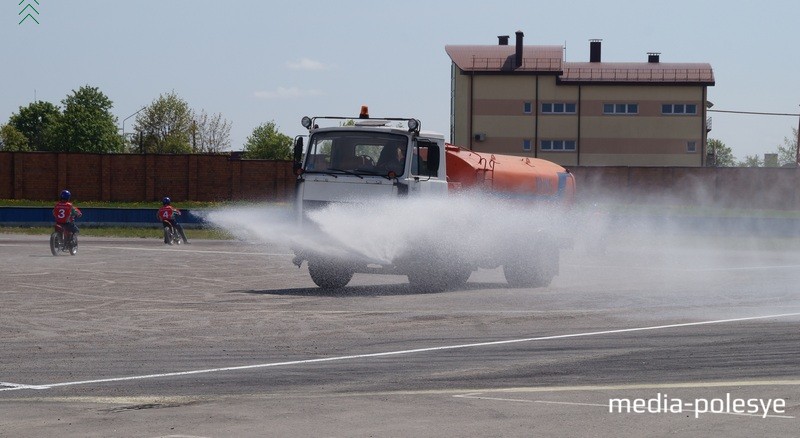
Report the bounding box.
[53,190,82,238]
[157,197,190,244]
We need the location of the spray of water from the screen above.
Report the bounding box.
[204,195,566,266]
[203,188,800,319]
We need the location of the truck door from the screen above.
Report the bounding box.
[408,139,447,195]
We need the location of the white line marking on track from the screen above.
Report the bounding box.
[3,312,799,393]
[452,379,800,394]
[455,392,605,406]
[0,382,50,390]
[453,392,795,419]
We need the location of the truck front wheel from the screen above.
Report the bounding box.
[308,259,354,289]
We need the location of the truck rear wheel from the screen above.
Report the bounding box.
[503,245,558,288]
[308,259,354,289]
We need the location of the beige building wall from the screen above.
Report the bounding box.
[579,85,704,166]
[580,85,702,101]
[538,151,578,166]
[472,76,538,99]
[580,117,702,139]
[537,76,578,100]
[451,66,472,146]
[538,117,579,138]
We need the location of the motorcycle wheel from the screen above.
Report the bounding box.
[69,235,78,255]
[49,232,60,256]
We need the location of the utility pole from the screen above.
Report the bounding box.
[121,106,147,148]
[796,106,800,167]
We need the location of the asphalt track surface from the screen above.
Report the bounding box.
[1,233,799,437]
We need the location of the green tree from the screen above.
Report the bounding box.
[49,86,123,153]
[8,100,61,151]
[0,124,30,151]
[242,121,292,159]
[707,138,736,167]
[133,91,193,154]
[775,127,798,167]
[739,154,763,167]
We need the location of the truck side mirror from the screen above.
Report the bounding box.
[293,136,304,172]
[426,144,440,177]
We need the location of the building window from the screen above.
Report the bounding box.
[523,102,532,114]
[662,104,698,115]
[541,102,577,114]
[541,139,576,151]
[603,103,638,114]
[523,139,532,151]
[687,141,697,153]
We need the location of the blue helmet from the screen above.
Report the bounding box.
[162,197,171,205]
[60,190,71,201]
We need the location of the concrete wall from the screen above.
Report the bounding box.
[0,152,295,202]
[573,166,800,210]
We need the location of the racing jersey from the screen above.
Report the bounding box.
[157,205,181,222]
[53,201,82,224]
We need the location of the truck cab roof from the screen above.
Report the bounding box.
[308,122,445,142]
[302,114,443,140]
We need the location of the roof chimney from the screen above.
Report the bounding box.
[498,35,509,46]
[648,52,660,63]
[589,39,602,62]
[515,31,524,68]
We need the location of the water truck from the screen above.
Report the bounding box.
[291,107,576,291]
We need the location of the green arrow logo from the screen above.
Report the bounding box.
[18,0,40,25]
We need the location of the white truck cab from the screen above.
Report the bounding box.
[293,115,449,205]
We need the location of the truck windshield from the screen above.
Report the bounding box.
[304,131,409,176]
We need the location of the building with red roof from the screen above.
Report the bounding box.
[446,32,715,166]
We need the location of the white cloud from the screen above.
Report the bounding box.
[253,87,324,99]
[286,58,329,71]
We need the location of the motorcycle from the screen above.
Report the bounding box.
[50,223,78,256]
[162,220,182,245]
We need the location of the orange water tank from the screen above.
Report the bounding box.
[444,144,575,205]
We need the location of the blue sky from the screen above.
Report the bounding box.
[3,0,799,160]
